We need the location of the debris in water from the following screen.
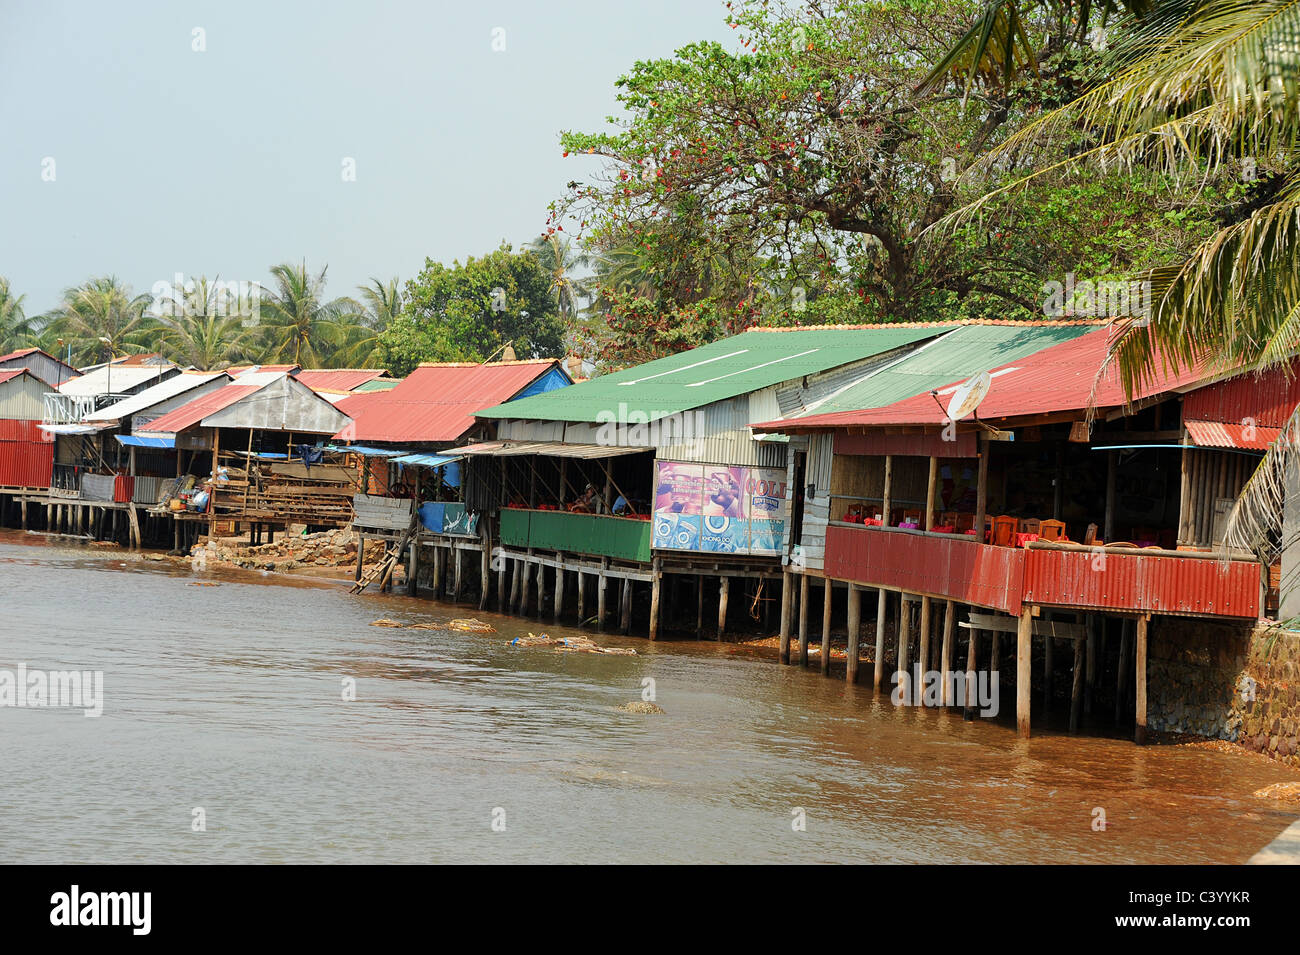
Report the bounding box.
[1254,782,1300,803]
[448,618,496,633]
[370,618,405,628]
[190,582,221,587]
[617,701,665,714]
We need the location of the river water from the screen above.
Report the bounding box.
[1,529,1296,864]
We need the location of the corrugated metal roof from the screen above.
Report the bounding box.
[84,372,229,422]
[1185,420,1280,450]
[794,323,1096,418]
[452,440,644,458]
[1181,360,1300,428]
[763,327,1204,431]
[0,369,26,385]
[116,434,175,449]
[57,363,179,396]
[352,377,400,393]
[0,348,43,363]
[138,385,261,434]
[334,360,565,443]
[294,369,390,392]
[475,326,958,423]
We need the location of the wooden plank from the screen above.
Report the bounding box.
[963,612,1085,640]
[1016,606,1033,738]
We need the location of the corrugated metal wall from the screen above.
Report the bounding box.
[0,375,52,420]
[794,433,835,571]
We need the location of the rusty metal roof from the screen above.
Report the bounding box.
[1184,420,1280,451]
[334,360,563,444]
[294,368,390,392]
[758,328,1206,432]
[137,385,262,434]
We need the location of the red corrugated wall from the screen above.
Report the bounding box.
[1183,362,1300,428]
[824,524,1025,613]
[0,419,53,488]
[1021,549,1259,617]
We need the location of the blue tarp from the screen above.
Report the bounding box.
[323,444,404,457]
[116,434,175,449]
[513,364,573,399]
[391,453,460,468]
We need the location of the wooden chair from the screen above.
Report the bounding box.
[940,510,959,528]
[1039,519,1066,542]
[955,512,975,533]
[1083,523,1099,546]
[992,515,1018,547]
[902,509,922,527]
[1019,518,1041,537]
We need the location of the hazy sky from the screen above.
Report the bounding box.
[1,1,735,314]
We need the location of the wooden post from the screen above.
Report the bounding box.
[897,595,911,695]
[918,597,932,687]
[128,503,141,549]
[554,557,565,623]
[480,533,491,611]
[1084,613,1097,716]
[648,559,661,640]
[924,455,938,531]
[697,578,705,638]
[355,534,365,581]
[1116,619,1130,724]
[940,600,954,706]
[1104,450,1117,541]
[453,546,464,602]
[520,555,533,616]
[778,571,793,664]
[407,539,419,596]
[620,577,632,634]
[816,578,830,669]
[873,589,888,692]
[598,558,608,631]
[497,550,507,612]
[881,455,893,526]
[1017,606,1033,738]
[535,562,546,620]
[717,576,730,640]
[1135,615,1149,745]
[20,499,27,530]
[974,441,989,540]
[846,584,861,685]
[797,573,809,666]
[1177,445,1192,544]
[964,624,978,720]
[1043,625,1054,708]
[1069,636,1085,733]
[577,570,586,626]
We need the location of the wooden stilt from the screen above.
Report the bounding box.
[1135,615,1149,745]
[355,535,365,581]
[1043,623,1054,709]
[619,577,632,634]
[1069,635,1085,733]
[846,584,861,685]
[696,577,705,637]
[963,624,978,720]
[453,546,464,602]
[873,589,888,692]
[648,559,661,640]
[778,571,793,665]
[1084,613,1097,716]
[407,539,418,596]
[796,573,809,666]
[1017,606,1033,738]
[598,559,608,631]
[816,578,830,669]
[1116,619,1130,724]
[577,570,586,626]
[918,596,932,687]
[554,557,565,624]
[897,595,911,695]
[940,600,954,706]
[717,576,729,640]
[520,556,533,616]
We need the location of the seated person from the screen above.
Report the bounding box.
[569,484,601,513]
[611,493,629,516]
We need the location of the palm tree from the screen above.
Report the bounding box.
[255,262,358,367]
[153,276,256,370]
[46,276,157,367]
[0,277,37,352]
[329,277,402,368]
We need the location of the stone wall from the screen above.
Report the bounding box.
[1147,617,1300,768]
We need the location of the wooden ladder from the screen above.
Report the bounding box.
[349,517,418,595]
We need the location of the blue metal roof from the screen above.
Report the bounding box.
[324,443,405,457]
[391,453,461,468]
[116,434,175,449]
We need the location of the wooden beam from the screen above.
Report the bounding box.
[797,573,809,667]
[964,622,978,720]
[648,558,662,640]
[963,613,1085,640]
[881,454,893,526]
[1017,606,1033,738]
[846,584,861,685]
[940,600,955,706]
[918,596,932,686]
[924,455,938,531]
[817,578,830,669]
[779,571,793,665]
[974,441,989,540]
[717,576,729,640]
[897,595,911,692]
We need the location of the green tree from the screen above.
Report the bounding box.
[0,277,37,352]
[153,276,256,370]
[377,244,565,376]
[331,277,403,368]
[256,262,358,367]
[47,276,157,366]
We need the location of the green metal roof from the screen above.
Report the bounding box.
[352,377,401,393]
[475,325,954,422]
[798,323,1096,417]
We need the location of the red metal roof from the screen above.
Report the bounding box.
[1184,420,1280,450]
[0,347,42,363]
[139,384,261,434]
[759,328,1205,431]
[0,369,27,385]
[334,360,560,443]
[1182,359,1300,428]
[294,369,389,392]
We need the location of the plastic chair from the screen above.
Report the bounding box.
[992,515,1018,547]
[1039,519,1066,542]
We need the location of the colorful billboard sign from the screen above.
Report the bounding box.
[653,459,788,556]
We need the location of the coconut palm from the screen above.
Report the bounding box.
[153,276,257,370]
[0,277,38,352]
[329,277,402,368]
[255,262,358,367]
[46,276,157,367]
[525,235,590,322]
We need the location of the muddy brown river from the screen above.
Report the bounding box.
[1,529,1295,863]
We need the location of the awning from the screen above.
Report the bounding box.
[38,422,114,435]
[391,453,461,468]
[1185,419,1280,451]
[450,440,647,459]
[116,434,175,449]
[323,443,405,457]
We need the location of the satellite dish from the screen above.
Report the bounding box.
[946,371,992,421]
